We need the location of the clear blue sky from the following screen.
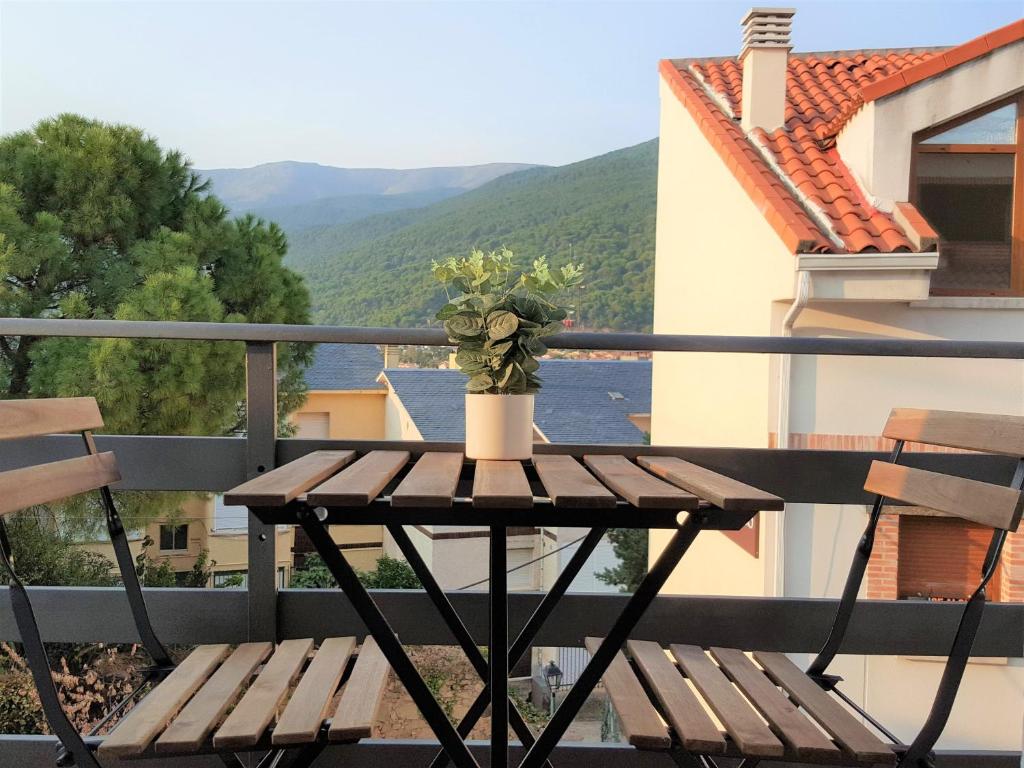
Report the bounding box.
[2,1,1020,170]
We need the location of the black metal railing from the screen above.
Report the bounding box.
[1,317,1022,767]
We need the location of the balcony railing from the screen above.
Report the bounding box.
[1,317,1022,767]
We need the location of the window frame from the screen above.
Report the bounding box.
[159,523,189,552]
[911,91,1024,296]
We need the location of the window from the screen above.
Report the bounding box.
[159,524,188,551]
[912,94,1023,295]
[214,570,248,589]
[897,516,1001,602]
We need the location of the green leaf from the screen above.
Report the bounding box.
[520,355,540,374]
[486,310,519,340]
[466,373,494,392]
[444,314,484,339]
[484,339,513,355]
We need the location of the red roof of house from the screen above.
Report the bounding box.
[660,18,1024,254]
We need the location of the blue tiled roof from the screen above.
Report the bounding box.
[382,359,651,444]
[303,344,385,390]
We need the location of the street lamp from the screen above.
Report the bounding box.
[543,660,563,716]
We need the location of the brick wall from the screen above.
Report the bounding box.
[776,432,1021,603]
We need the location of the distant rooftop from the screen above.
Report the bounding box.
[304,344,385,390]
[380,359,651,444]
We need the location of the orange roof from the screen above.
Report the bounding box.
[660,18,1024,254]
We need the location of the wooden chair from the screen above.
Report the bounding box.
[0,397,390,768]
[595,408,1023,768]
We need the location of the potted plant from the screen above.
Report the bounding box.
[432,248,583,460]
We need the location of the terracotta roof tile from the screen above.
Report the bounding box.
[669,47,955,253]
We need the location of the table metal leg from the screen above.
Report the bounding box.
[428,527,606,768]
[490,525,508,768]
[519,515,706,768]
[385,525,544,756]
[297,512,479,768]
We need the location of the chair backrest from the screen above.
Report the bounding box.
[0,397,121,519]
[865,408,1024,531]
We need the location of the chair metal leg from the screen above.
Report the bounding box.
[519,514,708,768]
[298,511,479,768]
[0,521,102,768]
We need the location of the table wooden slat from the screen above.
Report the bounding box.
[627,640,725,754]
[584,455,698,509]
[391,452,464,507]
[329,638,390,742]
[273,637,356,746]
[224,451,356,506]
[155,642,273,754]
[307,451,410,506]
[638,457,784,512]
[710,647,840,761]
[99,644,231,758]
[213,638,314,750]
[472,460,533,509]
[670,645,784,758]
[534,455,617,509]
[585,638,670,750]
[753,652,894,763]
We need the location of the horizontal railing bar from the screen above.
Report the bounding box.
[5,317,1024,357]
[0,736,1014,768]
[1,588,1020,656]
[4,436,1015,501]
[50,742,1014,768]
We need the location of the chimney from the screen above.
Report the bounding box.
[382,344,401,368]
[739,7,794,133]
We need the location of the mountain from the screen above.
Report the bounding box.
[288,139,657,332]
[243,188,464,233]
[199,160,538,211]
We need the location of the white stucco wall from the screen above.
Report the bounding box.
[650,76,794,597]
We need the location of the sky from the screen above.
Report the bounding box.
[1,1,1021,171]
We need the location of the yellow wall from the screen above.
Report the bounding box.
[650,76,793,598]
[293,390,386,439]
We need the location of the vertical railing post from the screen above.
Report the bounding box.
[245,341,278,642]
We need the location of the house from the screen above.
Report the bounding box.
[376,359,652,592]
[651,8,1023,751]
[75,495,294,587]
[287,343,394,570]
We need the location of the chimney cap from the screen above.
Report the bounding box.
[740,7,795,26]
[741,7,794,54]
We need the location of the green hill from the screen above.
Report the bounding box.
[288,139,658,331]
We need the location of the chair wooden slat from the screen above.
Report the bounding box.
[0,452,120,518]
[637,457,784,512]
[534,455,617,509]
[391,452,463,507]
[584,455,699,509]
[0,397,103,440]
[669,645,783,758]
[273,637,356,746]
[224,451,356,506]
[884,408,1024,457]
[753,652,894,763]
[99,644,231,758]
[307,451,409,506]
[585,638,671,750]
[865,460,1023,531]
[709,647,840,761]
[213,638,314,750]
[329,638,390,742]
[626,640,725,753]
[155,643,273,754]
[472,460,533,509]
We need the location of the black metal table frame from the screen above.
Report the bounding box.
[250,499,750,768]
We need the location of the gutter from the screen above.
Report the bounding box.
[770,269,811,598]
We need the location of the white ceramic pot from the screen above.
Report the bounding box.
[464,394,534,460]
